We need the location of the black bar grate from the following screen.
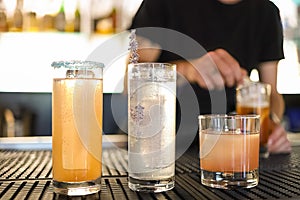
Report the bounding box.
[0,150,52,180]
[0,146,300,199]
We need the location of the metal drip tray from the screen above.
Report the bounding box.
[0,139,300,199]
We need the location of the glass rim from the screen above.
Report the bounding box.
[236,81,271,90]
[51,60,104,69]
[198,114,260,120]
[128,62,175,67]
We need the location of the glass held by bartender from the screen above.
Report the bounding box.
[51,61,104,196]
[199,114,260,189]
[236,82,271,157]
[127,63,177,193]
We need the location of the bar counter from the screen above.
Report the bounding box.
[0,134,300,200]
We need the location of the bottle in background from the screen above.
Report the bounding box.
[0,0,8,32]
[55,0,66,32]
[23,11,38,32]
[74,0,80,32]
[40,14,55,32]
[10,0,24,32]
[94,6,117,34]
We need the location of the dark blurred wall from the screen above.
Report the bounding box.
[0,92,126,136]
[0,92,52,136]
[283,94,300,132]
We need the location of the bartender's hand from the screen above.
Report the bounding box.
[177,48,247,90]
[268,119,292,154]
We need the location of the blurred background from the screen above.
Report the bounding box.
[0,0,299,137]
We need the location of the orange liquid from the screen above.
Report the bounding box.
[52,78,102,182]
[200,132,259,172]
[236,104,270,145]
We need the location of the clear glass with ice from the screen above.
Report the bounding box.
[128,63,176,192]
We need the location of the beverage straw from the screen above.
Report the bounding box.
[128,29,139,64]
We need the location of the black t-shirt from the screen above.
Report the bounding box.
[129,0,284,114]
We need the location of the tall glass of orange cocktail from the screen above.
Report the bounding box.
[199,114,260,189]
[51,61,103,196]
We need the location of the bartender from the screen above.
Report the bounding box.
[128,0,291,153]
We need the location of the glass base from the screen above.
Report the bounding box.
[128,176,175,192]
[201,169,258,189]
[53,178,101,196]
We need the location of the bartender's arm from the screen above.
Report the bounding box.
[136,37,246,89]
[259,61,291,154]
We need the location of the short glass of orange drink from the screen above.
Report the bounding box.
[198,114,260,189]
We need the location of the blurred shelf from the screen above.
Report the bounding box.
[0,32,129,93]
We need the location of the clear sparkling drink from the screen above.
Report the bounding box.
[128,63,176,193]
